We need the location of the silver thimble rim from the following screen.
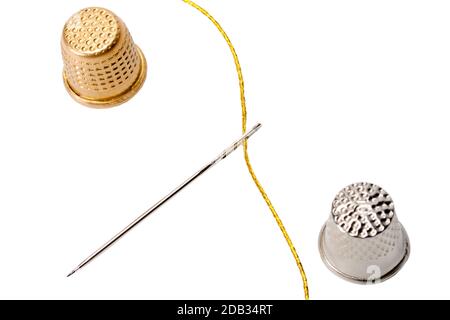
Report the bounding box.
[318,223,410,284]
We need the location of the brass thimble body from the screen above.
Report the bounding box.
[61,7,147,108]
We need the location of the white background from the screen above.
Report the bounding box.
[0,0,448,300]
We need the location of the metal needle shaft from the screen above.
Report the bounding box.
[67,123,262,277]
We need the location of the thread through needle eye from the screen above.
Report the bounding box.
[67,123,262,277]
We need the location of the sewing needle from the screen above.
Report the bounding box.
[67,123,262,277]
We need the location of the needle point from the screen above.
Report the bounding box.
[67,268,79,278]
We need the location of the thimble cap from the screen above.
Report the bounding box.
[62,8,121,58]
[331,183,395,239]
[61,7,147,108]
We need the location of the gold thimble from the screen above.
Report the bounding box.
[61,7,147,108]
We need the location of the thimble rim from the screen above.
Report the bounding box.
[318,223,410,284]
[63,46,147,108]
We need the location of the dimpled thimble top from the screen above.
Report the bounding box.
[61,7,147,108]
[331,183,395,239]
[63,8,121,57]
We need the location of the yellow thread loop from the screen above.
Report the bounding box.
[183,0,309,300]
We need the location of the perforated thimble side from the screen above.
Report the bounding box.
[61,7,147,108]
[319,182,410,284]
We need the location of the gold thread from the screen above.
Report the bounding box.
[183,0,309,300]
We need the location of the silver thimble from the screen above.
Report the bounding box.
[319,182,410,284]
